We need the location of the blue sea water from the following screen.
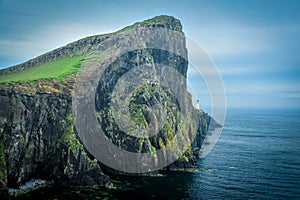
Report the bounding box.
[187,108,300,199]
[16,108,300,199]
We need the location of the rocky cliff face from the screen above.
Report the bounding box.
[0,79,109,189]
[0,15,217,198]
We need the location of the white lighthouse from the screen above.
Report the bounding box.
[196,99,200,110]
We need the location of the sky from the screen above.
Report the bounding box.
[0,0,299,109]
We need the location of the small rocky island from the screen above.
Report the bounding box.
[0,15,218,199]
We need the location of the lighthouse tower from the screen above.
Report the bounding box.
[196,99,200,110]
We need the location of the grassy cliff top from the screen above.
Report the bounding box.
[0,15,182,84]
[0,55,85,84]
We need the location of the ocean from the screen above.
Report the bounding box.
[15,108,300,199]
[187,108,300,199]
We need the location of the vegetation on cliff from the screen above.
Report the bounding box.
[0,15,216,199]
[0,143,7,186]
[0,55,86,83]
[0,15,182,79]
[57,114,83,150]
[97,83,196,168]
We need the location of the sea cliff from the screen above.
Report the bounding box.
[0,15,218,199]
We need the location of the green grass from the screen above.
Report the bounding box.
[0,143,6,185]
[0,54,86,83]
[0,16,172,84]
[57,114,83,150]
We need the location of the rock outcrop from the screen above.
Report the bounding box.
[0,15,218,199]
[0,79,109,190]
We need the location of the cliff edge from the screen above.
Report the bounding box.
[0,15,217,199]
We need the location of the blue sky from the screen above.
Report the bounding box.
[0,0,299,109]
